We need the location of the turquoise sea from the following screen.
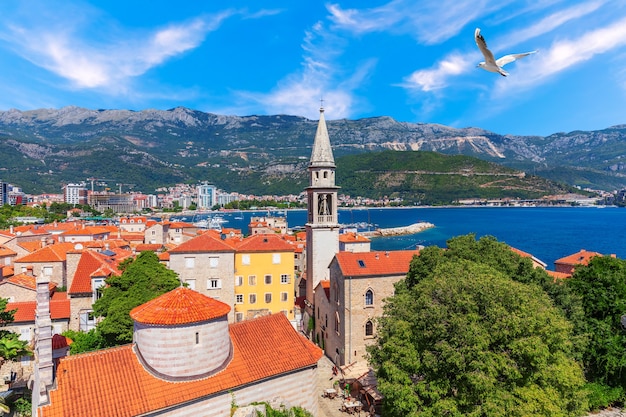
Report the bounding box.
[181,206,626,271]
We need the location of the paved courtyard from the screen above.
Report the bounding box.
[316,354,375,417]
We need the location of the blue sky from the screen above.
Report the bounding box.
[0,1,625,136]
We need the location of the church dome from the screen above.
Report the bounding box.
[130,287,232,381]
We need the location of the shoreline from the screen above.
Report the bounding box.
[361,222,435,238]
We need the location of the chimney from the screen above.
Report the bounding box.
[40,237,47,248]
[9,225,13,234]
[32,271,54,409]
[375,253,379,260]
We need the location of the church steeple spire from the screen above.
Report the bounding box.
[305,105,340,312]
[309,107,335,168]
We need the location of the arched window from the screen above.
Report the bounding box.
[365,320,374,336]
[365,289,374,306]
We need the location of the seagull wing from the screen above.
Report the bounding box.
[496,51,537,67]
[474,28,497,66]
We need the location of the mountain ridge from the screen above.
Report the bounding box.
[0,106,624,195]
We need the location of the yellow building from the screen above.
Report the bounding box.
[234,234,295,323]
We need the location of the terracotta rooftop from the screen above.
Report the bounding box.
[0,246,16,257]
[168,232,235,254]
[52,334,73,350]
[69,250,128,295]
[547,270,572,280]
[7,295,70,323]
[130,287,231,325]
[235,234,295,253]
[3,273,57,292]
[335,250,420,277]
[14,242,77,263]
[39,313,323,417]
[554,249,605,266]
[339,232,370,243]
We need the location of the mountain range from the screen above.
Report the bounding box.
[0,106,624,196]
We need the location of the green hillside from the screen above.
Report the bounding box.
[336,151,581,205]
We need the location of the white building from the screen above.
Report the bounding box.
[196,182,217,209]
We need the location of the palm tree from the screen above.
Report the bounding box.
[0,397,9,416]
[0,336,31,363]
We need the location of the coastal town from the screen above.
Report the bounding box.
[0,108,619,417]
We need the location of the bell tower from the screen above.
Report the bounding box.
[305,106,340,311]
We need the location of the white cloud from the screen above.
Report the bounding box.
[495,16,626,95]
[0,9,233,92]
[237,21,375,120]
[327,0,515,44]
[402,53,473,91]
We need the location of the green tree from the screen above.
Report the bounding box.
[92,251,180,346]
[406,235,588,361]
[62,329,106,354]
[566,256,626,393]
[369,252,587,416]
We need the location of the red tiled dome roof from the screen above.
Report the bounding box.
[130,287,231,325]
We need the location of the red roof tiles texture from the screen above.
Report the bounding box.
[335,250,420,276]
[235,234,295,253]
[39,313,323,417]
[15,243,77,263]
[69,250,125,294]
[7,297,70,322]
[168,232,235,253]
[130,287,231,325]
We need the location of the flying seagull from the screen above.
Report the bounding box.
[475,28,536,76]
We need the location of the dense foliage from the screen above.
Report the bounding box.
[368,235,588,416]
[566,256,626,402]
[92,251,180,346]
[0,298,31,363]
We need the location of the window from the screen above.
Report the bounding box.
[335,314,340,333]
[209,257,219,268]
[281,292,288,302]
[92,278,105,302]
[208,279,222,290]
[186,279,196,290]
[248,275,257,286]
[79,311,96,332]
[19,327,31,342]
[272,253,281,264]
[236,294,243,304]
[265,293,272,303]
[264,274,272,285]
[249,294,257,304]
[43,266,53,276]
[280,274,290,284]
[235,312,244,322]
[242,254,251,265]
[365,320,374,336]
[365,289,374,306]
[195,332,199,344]
[235,275,243,286]
[185,257,195,268]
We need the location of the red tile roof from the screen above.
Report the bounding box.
[39,313,323,417]
[69,250,127,295]
[0,246,16,257]
[52,334,72,350]
[235,234,295,253]
[339,232,370,243]
[7,296,70,323]
[130,287,231,325]
[14,242,77,263]
[3,273,56,292]
[335,250,420,277]
[554,249,603,266]
[168,232,235,253]
[547,270,571,280]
